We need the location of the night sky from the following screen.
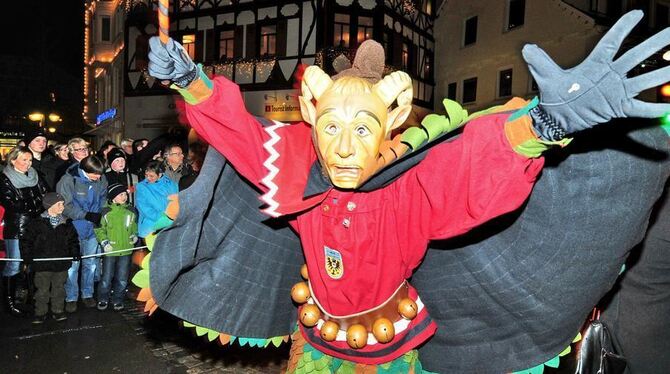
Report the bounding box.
[1,0,84,81]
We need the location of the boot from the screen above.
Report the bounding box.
[4,276,26,317]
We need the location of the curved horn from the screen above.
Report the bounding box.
[301,65,333,101]
[372,71,413,107]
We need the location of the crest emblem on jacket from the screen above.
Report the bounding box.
[324,246,343,279]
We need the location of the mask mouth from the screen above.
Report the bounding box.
[331,165,362,179]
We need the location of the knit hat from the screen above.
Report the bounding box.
[106,147,126,166]
[42,192,64,210]
[107,183,127,202]
[23,129,47,146]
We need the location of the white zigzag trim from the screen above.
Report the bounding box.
[260,120,290,217]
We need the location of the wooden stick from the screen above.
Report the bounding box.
[158,0,169,44]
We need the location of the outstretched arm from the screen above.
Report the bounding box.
[525,10,670,140]
[148,37,270,188]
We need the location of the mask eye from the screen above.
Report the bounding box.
[355,124,371,137]
[324,123,339,136]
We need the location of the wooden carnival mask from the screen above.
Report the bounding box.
[299,66,413,189]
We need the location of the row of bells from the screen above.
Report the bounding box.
[291,264,418,349]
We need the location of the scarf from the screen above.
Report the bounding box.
[3,165,39,189]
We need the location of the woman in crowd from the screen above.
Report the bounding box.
[135,160,178,239]
[0,146,47,316]
[42,143,70,192]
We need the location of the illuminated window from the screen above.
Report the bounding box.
[357,16,373,45]
[260,25,277,56]
[334,13,350,47]
[182,34,196,60]
[498,68,513,97]
[219,30,234,60]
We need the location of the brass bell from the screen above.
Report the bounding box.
[291,282,310,304]
[299,304,321,327]
[372,318,395,343]
[320,320,340,342]
[300,264,309,280]
[346,324,368,349]
[398,298,418,320]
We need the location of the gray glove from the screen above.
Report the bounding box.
[523,10,670,140]
[148,36,198,87]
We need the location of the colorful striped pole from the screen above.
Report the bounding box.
[158,0,169,44]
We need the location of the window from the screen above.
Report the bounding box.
[462,77,477,103]
[182,34,196,60]
[423,54,431,79]
[507,0,525,30]
[464,16,477,46]
[259,25,277,56]
[357,16,373,45]
[219,30,234,60]
[402,42,410,70]
[334,13,350,47]
[498,68,513,97]
[101,16,111,42]
[447,82,457,100]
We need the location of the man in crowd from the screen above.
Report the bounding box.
[162,143,191,185]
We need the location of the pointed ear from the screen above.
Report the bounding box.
[299,96,317,126]
[386,104,412,132]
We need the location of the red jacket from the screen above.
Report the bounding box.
[184,77,544,364]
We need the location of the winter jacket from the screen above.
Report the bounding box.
[21,214,79,272]
[94,203,138,256]
[56,164,108,239]
[136,175,178,237]
[163,162,192,185]
[42,154,68,192]
[0,172,47,239]
[104,169,139,206]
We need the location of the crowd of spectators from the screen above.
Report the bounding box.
[0,128,207,323]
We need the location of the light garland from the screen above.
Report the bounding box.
[401,0,417,15]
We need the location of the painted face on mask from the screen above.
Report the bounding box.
[299,67,414,190]
[314,92,389,189]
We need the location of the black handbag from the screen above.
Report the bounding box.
[575,310,627,374]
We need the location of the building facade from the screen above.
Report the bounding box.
[120,0,436,141]
[84,0,127,145]
[433,0,667,112]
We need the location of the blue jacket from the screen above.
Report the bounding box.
[56,164,108,239]
[136,174,178,237]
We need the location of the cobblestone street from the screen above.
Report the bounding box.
[1,293,289,374]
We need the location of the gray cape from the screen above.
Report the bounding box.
[150,122,670,373]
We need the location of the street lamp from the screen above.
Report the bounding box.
[28,112,61,128]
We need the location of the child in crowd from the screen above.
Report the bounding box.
[95,183,138,311]
[22,193,79,323]
[135,160,178,239]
